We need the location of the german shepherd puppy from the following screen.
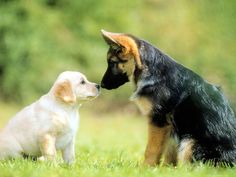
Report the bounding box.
[100,30,236,166]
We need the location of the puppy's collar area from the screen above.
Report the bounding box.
[130,79,157,101]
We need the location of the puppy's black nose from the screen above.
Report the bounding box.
[96,84,100,90]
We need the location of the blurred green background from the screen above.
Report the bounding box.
[0,2,236,175]
[0,0,236,111]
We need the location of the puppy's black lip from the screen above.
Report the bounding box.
[103,87,114,90]
[101,82,115,89]
[101,85,114,90]
[101,84,119,90]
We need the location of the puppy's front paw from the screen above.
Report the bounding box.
[64,156,75,165]
[143,159,157,166]
[38,155,58,166]
[38,154,56,162]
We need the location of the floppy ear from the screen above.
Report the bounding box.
[54,80,76,104]
[101,29,142,69]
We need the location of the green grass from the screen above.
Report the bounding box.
[0,102,235,177]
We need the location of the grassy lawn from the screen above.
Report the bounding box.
[0,102,235,177]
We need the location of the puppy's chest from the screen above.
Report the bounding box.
[132,96,153,116]
[53,112,79,149]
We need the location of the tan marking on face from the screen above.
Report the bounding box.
[118,58,136,77]
[102,30,142,69]
[118,63,125,70]
[178,138,195,165]
[110,56,119,62]
[133,96,153,116]
[107,52,112,59]
[144,123,172,166]
[54,80,76,104]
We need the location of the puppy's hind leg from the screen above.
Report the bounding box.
[178,138,195,165]
[0,134,23,160]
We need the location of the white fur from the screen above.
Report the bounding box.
[0,71,100,164]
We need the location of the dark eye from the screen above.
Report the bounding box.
[115,48,122,54]
[108,61,117,66]
[80,80,85,84]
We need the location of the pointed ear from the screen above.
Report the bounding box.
[101,29,123,49]
[101,29,142,69]
[54,80,76,104]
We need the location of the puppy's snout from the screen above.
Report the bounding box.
[95,84,100,91]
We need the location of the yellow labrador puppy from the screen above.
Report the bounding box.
[0,71,100,164]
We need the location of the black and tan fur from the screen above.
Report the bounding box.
[100,30,236,166]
